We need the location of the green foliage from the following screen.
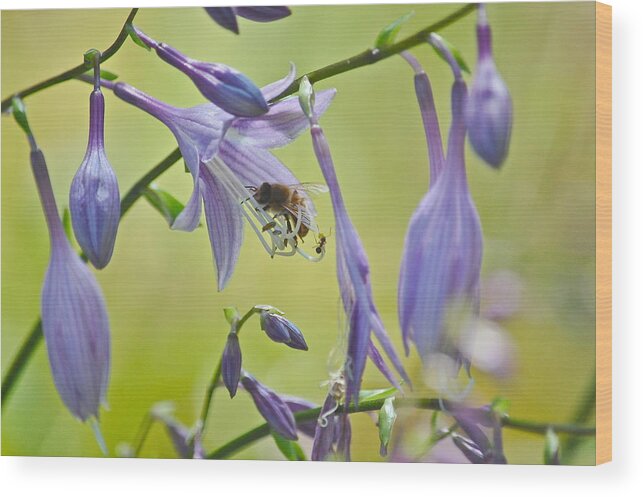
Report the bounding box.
[544,428,560,464]
[359,386,398,403]
[272,431,307,461]
[126,24,150,51]
[378,397,397,456]
[374,12,414,49]
[143,183,186,227]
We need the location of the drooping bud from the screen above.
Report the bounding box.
[13,101,111,432]
[221,332,242,397]
[241,373,298,440]
[132,26,268,117]
[259,311,308,350]
[70,52,120,269]
[466,4,513,168]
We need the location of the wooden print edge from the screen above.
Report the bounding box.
[595,0,612,466]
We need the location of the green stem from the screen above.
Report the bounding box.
[1,9,139,113]
[198,308,258,429]
[132,413,155,457]
[0,147,181,407]
[270,3,476,102]
[207,398,596,460]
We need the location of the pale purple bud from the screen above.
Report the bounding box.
[222,332,242,397]
[241,373,298,440]
[259,311,308,350]
[32,147,111,422]
[451,433,486,464]
[205,6,291,34]
[69,89,120,269]
[467,5,513,168]
[133,27,268,117]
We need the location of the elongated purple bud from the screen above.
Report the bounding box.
[222,332,242,398]
[466,5,513,168]
[205,6,290,34]
[33,148,111,423]
[133,27,268,117]
[70,88,120,269]
[241,373,298,440]
[260,311,308,350]
[452,434,486,464]
[282,395,317,438]
[204,7,239,33]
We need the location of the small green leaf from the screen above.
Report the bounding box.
[83,48,100,67]
[253,304,284,315]
[491,397,510,416]
[544,428,560,465]
[100,69,119,81]
[272,431,306,461]
[430,33,471,74]
[223,307,240,325]
[143,183,186,227]
[126,24,151,51]
[11,96,32,137]
[378,397,397,457]
[375,12,414,49]
[359,386,399,403]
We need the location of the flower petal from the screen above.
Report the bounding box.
[200,163,244,291]
[228,89,336,149]
[235,6,291,23]
[171,172,203,232]
[260,63,297,101]
[204,7,239,34]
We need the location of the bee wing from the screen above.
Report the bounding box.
[283,202,319,232]
[289,183,329,196]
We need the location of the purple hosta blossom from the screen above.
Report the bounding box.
[398,43,483,365]
[450,405,507,464]
[222,332,242,397]
[260,310,308,350]
[241,373,298,440]
[17,117,110,441]
[70,83,120,269]
[132,26,267,117]
[151,402,203,458]
[205,6,291,34]
[113,66,335,290]
[467,4,513,168]
[299,78,410,408]
[311,372,352,461]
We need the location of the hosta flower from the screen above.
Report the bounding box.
[112,65,335,290]
[260,310,308,350]
[13,103,111,436]
[281,395,317,438]
[467,4,513,168]
[398,43,482,363]
[299,79,409,408]
[132,26,268,117]
[70,77,120,269]
[450,405,507,464]
[241,373,298,440]
[204,6,291,34]
[221,332,242,397]
[311,372,351,461]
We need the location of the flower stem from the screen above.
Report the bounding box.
[0,146,181,407]
[0,8,139,113]
[206,397,596,460]
[270,3,476,102]
[198,307,257,430]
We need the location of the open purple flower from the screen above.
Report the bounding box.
[12,102,111,440]
[299,79,409,408]
[132,26,268,117]
[112,65,335,290]
[398,42,483,363]
[70,70,120,269]
[467,4,513,168]
[205,6,291,34]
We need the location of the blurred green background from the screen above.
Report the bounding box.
[1,3,596,463]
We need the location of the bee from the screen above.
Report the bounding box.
[248,182,328,241]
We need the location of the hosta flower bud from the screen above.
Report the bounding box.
[205,6,291,34]
[132,26,268,117]
[241,373,298,440]
[70,88,120,269]
[259,311,308,350]
[466,5,513,168]
[221,332,242,397]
